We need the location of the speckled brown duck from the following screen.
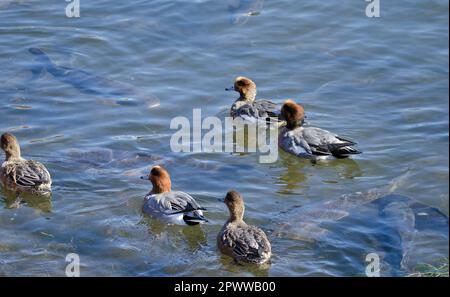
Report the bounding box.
[0,133,52,196]
[217,190,271,265]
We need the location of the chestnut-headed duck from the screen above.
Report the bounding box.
[226,76,285,126]
[279,100,361,159]
[0,133,52,196]
[217,191,271,265]
[142,165,208,225]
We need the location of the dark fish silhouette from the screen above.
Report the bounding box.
[273,177,448,276]
[28,48,159,108]
[228,0,264,25]
[373,194,449,273]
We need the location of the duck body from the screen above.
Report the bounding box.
[218,220,272,265]
[1,158,52,195]
[217,191,271,265]
[143,191,208,225]
[227,76,285,126]
[141,165,208,226]
[279,126,361,160]
[231,98,283,125]
[279,100,361,159]
[0,133,52,196]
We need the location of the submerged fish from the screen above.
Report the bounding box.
[272,171,448,275]
[374,195,449,273]
[272,175,409,242]
[28,48,159,108]
[228,0,264,25]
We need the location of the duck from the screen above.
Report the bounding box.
[141,165,208,225]
[0,133,52,196]
[278,100,362,159]
[217,190,271,265]
[226,76,285,126]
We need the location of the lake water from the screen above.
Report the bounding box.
[0,0,448,276]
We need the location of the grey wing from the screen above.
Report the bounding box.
[159,191,205,214]
[292,133,313,155]
[280,129,313,156]
[237,100,280,119]
[302,127,341,146]
[236,104,259,119]
[13,161,51,188]
[252,100,280,118]
[225,226,271,263]
[301,127,342,155]
[302,127,359,156]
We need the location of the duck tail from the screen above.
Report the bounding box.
[336,136,357,146]
[183,210,209,226]
[331,145,362,159]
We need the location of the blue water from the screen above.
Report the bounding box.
[0,0,448,276]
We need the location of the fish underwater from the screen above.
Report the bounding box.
[272,173,449,276]
[374,195,449,273]
[228,0,264,25]
[27,47,160,108]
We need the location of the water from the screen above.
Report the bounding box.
[0,0,448,276]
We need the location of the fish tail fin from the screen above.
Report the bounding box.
[387,169,414,194]
[363,169,414,203]
[28,47,54,69]
[30,64,46,80]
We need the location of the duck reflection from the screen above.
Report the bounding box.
[218,254,270,277]
[140,215,207,252]
[276,152,363,194]
[276,153,309,193]
[313,157,363,180]
[1,187,52,213]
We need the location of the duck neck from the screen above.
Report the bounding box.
[286,119,304,130]
[150,182,171,194]
[238,89,256,102]
[4,149,21,162]
[149,172,172,194]
[228,208,245,224]
[286,123,300,130]
[150,186,170,195]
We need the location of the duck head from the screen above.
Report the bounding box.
[145,165,172,194]
[1,133,21,161]
[281,99,305,130]
[225,76,257,102]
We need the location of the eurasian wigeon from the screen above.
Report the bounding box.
[279,100,361,159]
[217,191,271,265]
[141,165,208,225]
[226,76,285,126]
[0,133,52,196]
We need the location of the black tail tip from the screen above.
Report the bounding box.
[183,214,209,225]
[333,149,362,159]
[184,219,208,226]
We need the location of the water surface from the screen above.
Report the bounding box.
[0,0,448,276]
